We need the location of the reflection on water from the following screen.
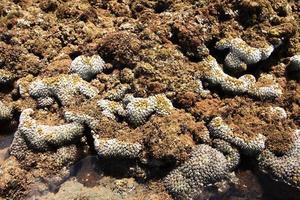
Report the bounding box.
[0,140,296,199]
[0,134,13,165]
[70,156,104,187]
[68,156,266,200]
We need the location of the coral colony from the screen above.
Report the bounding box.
[215,37,275,72]
[4,51,298,199]
[164,140,240,199]
[258,130,300,189]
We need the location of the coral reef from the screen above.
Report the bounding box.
[0,100,12,121]
[220,101,296,156]
[258,130,300,189]
[212,139,240,171]
[6,128,85,199]
[164,142,239,200]
[201,56,255,94]
[196,80,210,97]
[64,109,99,130]
[124,94,173,126]
[105,84,131,101]
[97,99,126,120]
[98,94,173,126]
[200,56,282,99]
[140,110,209,162]
[70,55,105,81]
[27,74,99,107]
[216,37,275,72]
[208,116,266,155]
[0,0,299,199]
[268,106,288,119]
[123,95,159,126]
[93,137,143,159]
[248,74,283,99]
[16,108,84,151]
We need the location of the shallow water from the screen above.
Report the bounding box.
[1,139,297,200]
[0,134,13,165]
[68,156,265,200]
[70,156,104,187]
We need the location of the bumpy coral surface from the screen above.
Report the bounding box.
[97,99,126,120]
[28,74,99,107]
[0,100,12,121]
[70,55,105,81]
[93,137,143,159]
[200,56,282,99]
[258,130,300,189]
[216,37,275,72]
[17,108,84,151]
[164,142,239,199]
[98,94,173,126]
[201,56,256,94]
[124,94,173,126]
[208,117,266,155]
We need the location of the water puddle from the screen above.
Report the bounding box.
[70,156,104,187]
[0,134,13,165]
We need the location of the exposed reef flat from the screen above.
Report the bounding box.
[0,0,300,199]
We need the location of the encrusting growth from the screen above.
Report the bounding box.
[124,94,174,126]
[268,106,287,119]
[93,136,143,159]
[248,74,282,99]
[258,130,300,189]
[0,100,12,120]
[164,141,239,200]
[124,94,157,126]
[212,139,240,171]
[105,84,131,101]
[17,108,85,151]
[97,99,126,120]
[201,56,282,99]
[98,94,174,126]
[216,37,275,72]
[208,117,266,155]
[64,110,99,130]
[201,55,255,94]
[69,55,105,81]
[28,74,99,107]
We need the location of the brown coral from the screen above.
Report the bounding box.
[139,110,210,162]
